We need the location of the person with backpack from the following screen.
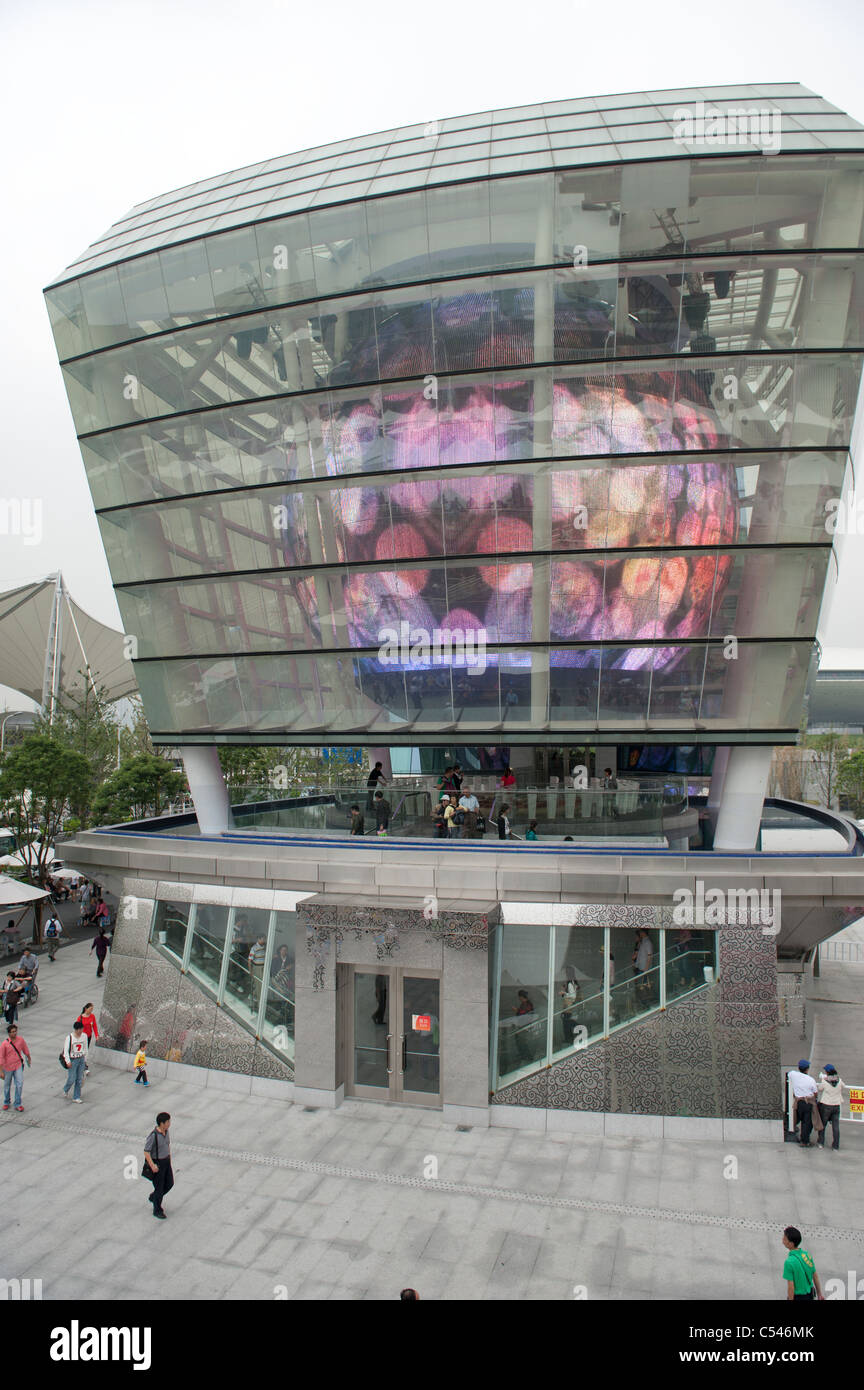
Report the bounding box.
[61,1020,88,1102]
[781,1227,825,1300]
[142,1112,174,1219]
[0,1023,31,1111]
[44,910,63,962]
[433,796,450,839]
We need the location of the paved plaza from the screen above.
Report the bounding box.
[1,937,862,1302]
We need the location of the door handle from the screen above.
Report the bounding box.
[385,1034,393,1075]
[401,1034,407,1072]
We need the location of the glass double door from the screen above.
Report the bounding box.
[348,967,441,1106]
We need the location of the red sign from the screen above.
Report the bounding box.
[412,1014,431,1033]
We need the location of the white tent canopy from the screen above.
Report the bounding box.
[0,573,137,707]
[0,874,50,906]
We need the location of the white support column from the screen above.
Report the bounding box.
[707,745,731,813]
[179,745,233,835]
[713,746,773,852]
[368,747,393,780]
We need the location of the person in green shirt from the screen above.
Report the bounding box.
[782,1227,825,1301]
[525,820,539,841]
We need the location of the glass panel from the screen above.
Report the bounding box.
[150,898,190,962]
[261,910,296,1059]
[402,976,440,1094]
[609,925,661,1027]
[551,923,605,1057]
[354,970,390,1089]
[223,906,272,1021]
[666,928,716,1004]
[187,903,230,997]
[496,923,550,1085]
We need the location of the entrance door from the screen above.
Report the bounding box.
[347,967,441,1106]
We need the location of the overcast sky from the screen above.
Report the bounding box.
[2,0,864,711]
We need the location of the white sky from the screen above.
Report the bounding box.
[2,0,864,713]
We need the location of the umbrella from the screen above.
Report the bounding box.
[51,868,84,883]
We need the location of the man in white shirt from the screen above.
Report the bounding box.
[458,787,479,839]
[62,1021,89,1103]
[788,1060,819,1146]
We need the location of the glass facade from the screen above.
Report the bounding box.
[491,905,718,1089]
[147,895,305,1062]
[45,87,864,745]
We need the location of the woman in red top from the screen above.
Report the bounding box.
[500,766,516,789]
[78,1002,98,1074]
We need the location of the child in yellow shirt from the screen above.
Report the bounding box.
[133,1040,149,1087]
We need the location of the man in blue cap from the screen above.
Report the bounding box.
[787,1059,819,1146]
[816,1064,848,1151]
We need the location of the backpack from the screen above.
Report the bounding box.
[46,920,59,938]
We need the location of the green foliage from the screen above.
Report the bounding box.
[91,754,186,825]
[837,749,864,819]
[36,682,120,826]
[0,734,92,921]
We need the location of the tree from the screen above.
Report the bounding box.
[771,746,805,802]
[0,734,91,941]
[118,696,154,761]
[805,731,848,809]
[91,754,186,825]
[837,750,864,819]
[37,681,119,827]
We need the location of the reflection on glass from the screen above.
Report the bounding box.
[402,976,440,1094]
[666,928,714,1003]
[497,924,549,1084]
[223,907,271,1023]
[261,911,296,1058]
[150,899,191,962]
[187,904,229,997]
[354,971,390,1089]
[551,924,605,1057]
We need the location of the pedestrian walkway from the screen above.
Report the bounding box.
[1,941,862,1301]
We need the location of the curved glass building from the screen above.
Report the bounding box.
[46,84,864,751]
[48,88,864,1125]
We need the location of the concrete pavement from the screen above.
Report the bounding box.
[1,939,862,1301]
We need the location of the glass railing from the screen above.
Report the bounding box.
[492,927,719,1090]
[223,778,687,840]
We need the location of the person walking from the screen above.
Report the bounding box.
[90,929,110,978]
[787,1059,820,1146]
[781,1227,825,1301]
[62,1020,88,1102]
[133,1039,149,1086]
[79,1003,98,1075]
[0,1023,31,1111]
[349,804,365,835]
[497,804,512,840]
[373,790,391,835]
[816,1064,849,1151]
[44,910,63,961]
[143,1113,174,1219]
